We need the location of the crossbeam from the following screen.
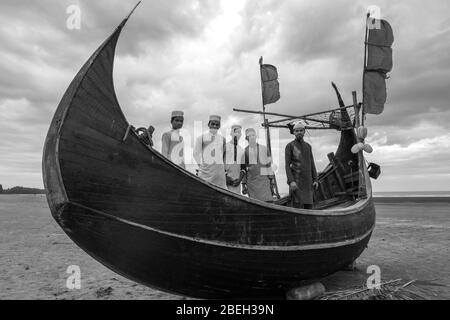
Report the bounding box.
[266,104,359,125]
[263,124,334,130]
[233,108,333,125]
[233,104,359,126]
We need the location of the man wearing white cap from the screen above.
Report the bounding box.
[193,115,227,189]
[285,122,318,209]
[241,128,275,202]
[161,110,185,169]
[224,125,245,194]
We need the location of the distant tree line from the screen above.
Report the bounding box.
[0,184,45,194]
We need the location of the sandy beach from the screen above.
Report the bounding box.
[0,194,449,300]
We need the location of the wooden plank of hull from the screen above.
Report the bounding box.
[56,108,375,246]
[56,202,373,299]
[43,15,377,298]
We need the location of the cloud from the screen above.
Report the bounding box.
[0,0,449,193]
[369,133,450,191]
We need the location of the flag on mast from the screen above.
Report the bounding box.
[260,57,280,106]
[363,18,394,115]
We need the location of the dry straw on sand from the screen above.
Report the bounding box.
[317,279,431,300]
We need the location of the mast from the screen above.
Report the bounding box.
[353,91,366,198]
[356,13,370,198]
[259,57,280,199]
[259,57,271,153]
[361,12,370,127]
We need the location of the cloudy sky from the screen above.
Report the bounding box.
[0,0,449,193]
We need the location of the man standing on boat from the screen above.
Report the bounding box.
[193,115,227,189]
[224,125,245,194]
[161,111,185,169]
[285,122,319,209]
[241,128,275,202]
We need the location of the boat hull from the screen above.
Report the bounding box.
[54,201,373,299]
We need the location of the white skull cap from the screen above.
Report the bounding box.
[209,115,221,122]
[171,110,184,117]
[293,121,306,130]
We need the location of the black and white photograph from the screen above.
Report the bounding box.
[0,0,449,304]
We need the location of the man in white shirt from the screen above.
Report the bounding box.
[193,115,227,189]
[161,110,185,168]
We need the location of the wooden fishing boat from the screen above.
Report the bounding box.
[42,12,376,299]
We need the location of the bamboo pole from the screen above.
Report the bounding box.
[233,105,354,124]
[264,124,333,130]
[361,12,370,127]
[234,107,352,123]
[233,104,357,126]
[353,91,366,198]
[259,57,280,199]
[259,57,269,144]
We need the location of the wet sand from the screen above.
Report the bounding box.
[0,194,449,299]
